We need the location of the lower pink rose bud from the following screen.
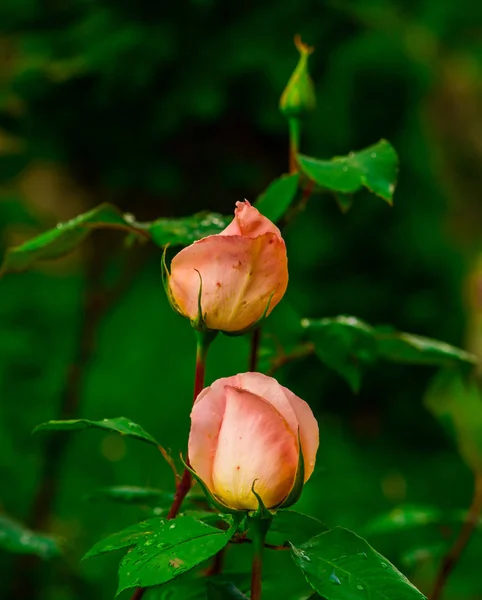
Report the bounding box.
[188,372,319,511]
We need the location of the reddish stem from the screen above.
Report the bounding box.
[131,333,212,600]
[249,327,261,372]
[430,473,482,600]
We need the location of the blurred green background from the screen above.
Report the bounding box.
[1,0,482,598]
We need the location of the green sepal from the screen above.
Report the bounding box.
[161,244,184,317]
[279,35,316,119]
[277,431,305,509]
[249,481,276,521]
[190,269,208,331]
[180,457,242,516]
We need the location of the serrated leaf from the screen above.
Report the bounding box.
[297,139,398,204]
[0,203,144,276]
[291,527,426,600]
[268,510,328,546]
[254,173,300,222]
[34,417,159,447]
[87,486,174,506]
[302,316,477,392]
[424,369,482,473]
[0,515,61,559]
[116,516,235,594]
[147,212,230,247]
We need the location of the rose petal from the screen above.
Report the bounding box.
[281,385,319,482]
[211,386,298,510]
[220,200,282,240]
[169,233,288,332]
[188,375,242,492]
[237,372,299,435]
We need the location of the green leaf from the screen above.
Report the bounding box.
[0,204,230,277]
[34,417,160,447]
[0,515,61,559]
[301,316,377,392]
[291,527,426,600]
[376,329,477,369]
[297,139,398,204]
[424,369,482,473]
[254,173,300,222]
[0,203,144,276]
[302,316,477,392]
[86,486,174,506]
[268,510,328,546]
[116,516,235,594]
[360,505,443,536]
[147,212,230,247]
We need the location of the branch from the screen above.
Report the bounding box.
[430,473,482,600]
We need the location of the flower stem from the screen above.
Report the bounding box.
[249,518,272,600]
[249,327,262,372]
[167,331,216,520]
[131,330,217,600]
[430,473,482,600]
[288,117,301,174]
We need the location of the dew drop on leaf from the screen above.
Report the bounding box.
[330,572,341,585]
[357,585,364,591]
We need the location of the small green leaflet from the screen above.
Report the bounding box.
[291,527,426,600]
[254,173,300,223]
[424,369,482,473]
[86,486,174,506]
[0,203,143,276]
[0,203,230,276]
[0,515,61,559]
[268,510,328,546]
[302,315,477,392]
[82,515,235,594]
[297,139,398,205]
[34,417,160,447]
[147,212,229,247]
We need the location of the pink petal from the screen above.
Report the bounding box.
[188,375,241,492]
[220,200,282,240]
[169,233,288,332]
[211,386,298,510]
[237,372,299,435]
[281,385,319,482]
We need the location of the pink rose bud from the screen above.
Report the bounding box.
[188,372,319,511]
[166,201,288,333]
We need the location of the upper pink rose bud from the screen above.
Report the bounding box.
[188,372,319,511]
[165,201,288,333]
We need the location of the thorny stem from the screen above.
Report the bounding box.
[131,331,215,600]
[430,473,482,600]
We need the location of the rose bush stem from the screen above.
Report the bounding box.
[430,473,482,600]
[249,327,262,371]
[130,331,216,600]
[288,117,301,174]
[249,519,271,600]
